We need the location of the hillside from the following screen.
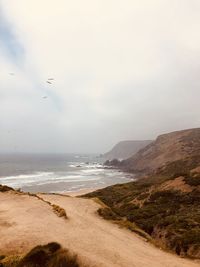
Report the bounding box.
[86,128,200,259]
[119,128,200,174]
[1,189,198,267]
[86,156,200,259]
[103,140,152,160]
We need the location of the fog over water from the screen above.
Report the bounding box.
[0,1,200,154]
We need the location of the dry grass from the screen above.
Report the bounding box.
[0,243,87,267]
[0,185,14,192]
[0,255,21,267]
[52,204,68,219]
[115,220,152,241]
[26,193,68,220]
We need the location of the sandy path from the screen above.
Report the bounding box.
[0,191,199,267]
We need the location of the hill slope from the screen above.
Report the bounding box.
[104,140,152,160]
[87,128,200,259]
[86,156,200,259]
[1,190,198,267]
[120,128,200,174]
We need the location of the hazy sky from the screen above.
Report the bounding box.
[0,0,200,153]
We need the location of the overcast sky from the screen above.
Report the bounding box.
[0,0,200,153]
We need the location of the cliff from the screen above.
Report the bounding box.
[120,128,200,174]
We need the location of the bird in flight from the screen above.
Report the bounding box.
[46,81,52,84]
[42,96,48,99]
[48,78,54,80]
[9,73,15,76]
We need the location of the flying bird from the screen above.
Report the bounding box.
[9,73,15,76]
[42,96,48,99]
[46,77,55,84]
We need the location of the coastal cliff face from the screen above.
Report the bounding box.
[87,128,200,259]
[103,140,152,160]
[120,128,200,174]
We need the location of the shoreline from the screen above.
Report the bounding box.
[0,168,134,195]
[66,187,101,197]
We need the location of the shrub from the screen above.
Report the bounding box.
[52,205,68,219]
[48,249,79,267]
[0,255,21,267]
[184,176,200,186]
[0,185,14,192]
[97,207,119,220]
[0,242,86,267]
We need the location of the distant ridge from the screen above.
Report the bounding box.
[103,140,153,160]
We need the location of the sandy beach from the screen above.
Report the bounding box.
[66,187,100,196]
[0,190,199,267]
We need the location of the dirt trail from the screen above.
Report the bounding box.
[0,191,199,267]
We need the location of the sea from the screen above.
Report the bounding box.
[0,154,134,193]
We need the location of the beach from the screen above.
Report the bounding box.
[67,187,100,196]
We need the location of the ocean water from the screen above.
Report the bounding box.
[0,154,134,193]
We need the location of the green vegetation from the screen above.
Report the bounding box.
[85,158,200,258]
[157,155,200,178]
[97,207,119,220]
[0,243,86,267]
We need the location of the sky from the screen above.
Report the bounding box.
[0,0,200,153]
